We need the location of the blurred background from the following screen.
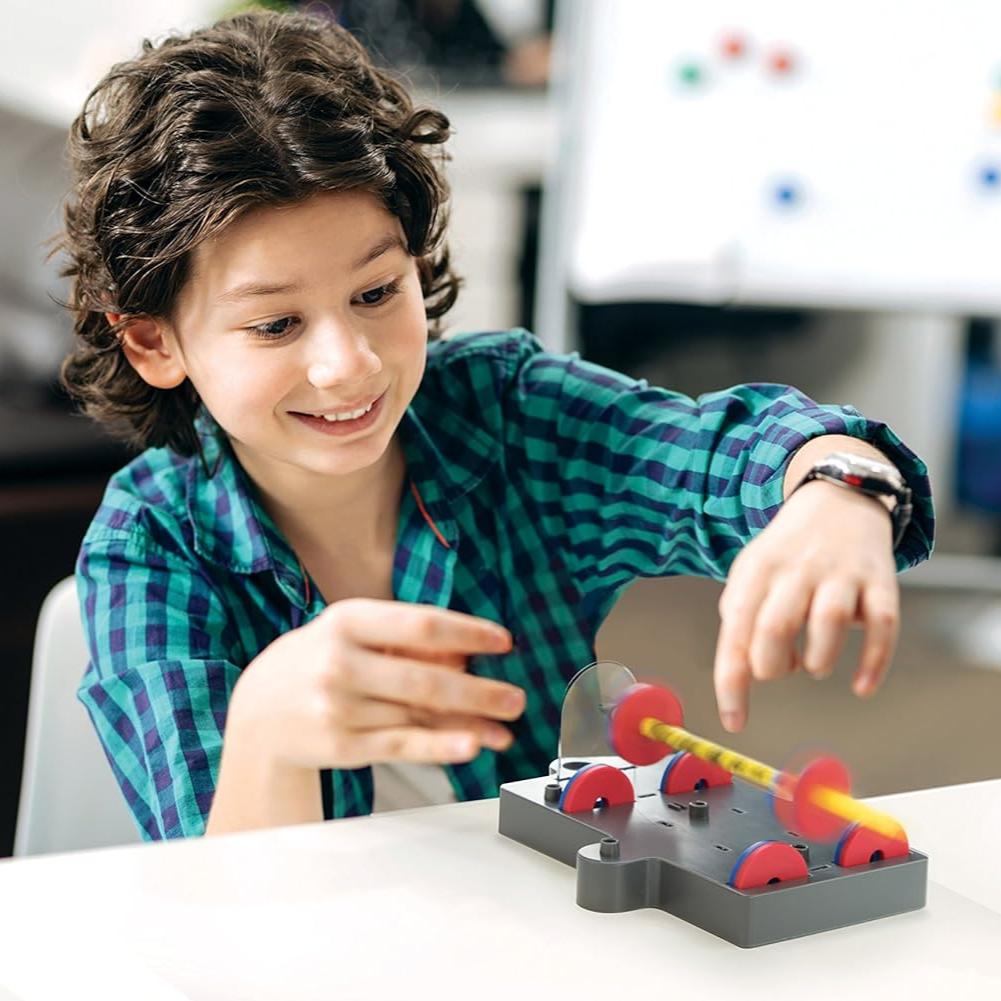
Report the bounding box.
[1,0,999,858]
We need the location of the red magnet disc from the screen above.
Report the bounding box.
[720,33,746,60]
[660,751,733,795]
[834,822,909,868]
[608,683,684,765]
[768,49,796,75]
[728,840,809,890]
[772,755,852,842]
[559,763,635,813]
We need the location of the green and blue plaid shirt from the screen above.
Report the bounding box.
[76,329,934,840]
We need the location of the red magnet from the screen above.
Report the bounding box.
[728,840,809,890]
[660,751,733,795]
[559,763,635,813]
[768,48,796,75]
[720,32,747,60]
[608,683,684,765]
[834,822,909,868]
[772,755,852,842]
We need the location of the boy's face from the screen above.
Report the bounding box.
[156,190,429,483]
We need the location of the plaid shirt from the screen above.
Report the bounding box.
[76,329,934,840]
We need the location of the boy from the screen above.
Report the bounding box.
[58,10,933,840]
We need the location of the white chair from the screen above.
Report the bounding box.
[14,576,141,856]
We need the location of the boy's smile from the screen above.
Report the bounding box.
[288,387,389,437]
[128,189,431,519]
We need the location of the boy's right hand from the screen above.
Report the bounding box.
[228,598,523,770]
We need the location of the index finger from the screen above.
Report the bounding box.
[328,599,513,655]
[343,649,526,721]
[714,571,770,732]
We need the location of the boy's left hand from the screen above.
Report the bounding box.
[713,480,898,732]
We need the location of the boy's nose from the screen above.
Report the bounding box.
[306,328,381,388]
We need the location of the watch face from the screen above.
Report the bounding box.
[826,452,904,489]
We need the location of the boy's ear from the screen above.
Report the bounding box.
[108,312,187,389]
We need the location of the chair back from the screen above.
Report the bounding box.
[14,576,140,855]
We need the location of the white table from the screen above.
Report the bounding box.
[0,780,999,1001]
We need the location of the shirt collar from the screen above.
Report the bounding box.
[398,379,498,512]
[185,389,499,607]
[185,409,281,577]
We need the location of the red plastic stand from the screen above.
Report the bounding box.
[660,751,733,795]
[728,840,809,890]
[834,822,910,867]
[559,764,635,813]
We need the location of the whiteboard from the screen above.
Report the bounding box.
[568,0,1001,312]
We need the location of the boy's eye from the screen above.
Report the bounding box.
[244,279,401,338]
[355,279,402,307]
[248,316,298,340]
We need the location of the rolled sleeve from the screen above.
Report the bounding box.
[502,332,934,617]
[739,397,935,573]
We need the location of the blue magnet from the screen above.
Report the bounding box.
[773,182,801,207]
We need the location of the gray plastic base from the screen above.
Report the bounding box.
[498,771,927,948]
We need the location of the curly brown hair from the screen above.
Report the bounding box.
[57,8,460,457]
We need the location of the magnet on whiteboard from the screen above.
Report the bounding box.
[772,181,803,208]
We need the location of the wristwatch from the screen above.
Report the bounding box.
[791,451,913,549]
